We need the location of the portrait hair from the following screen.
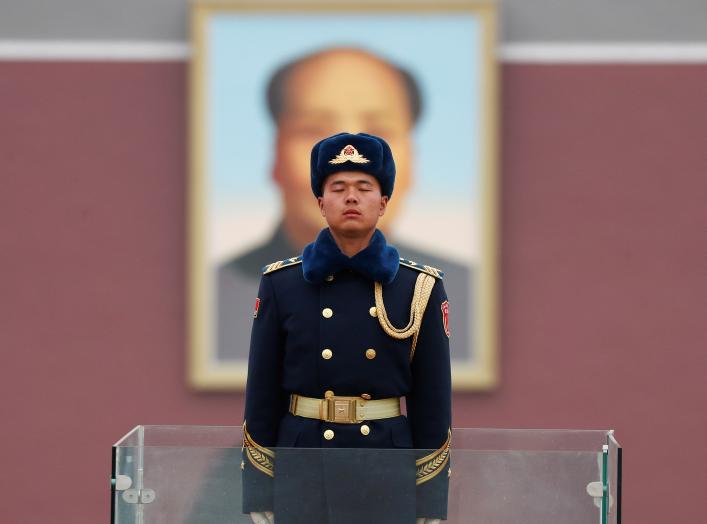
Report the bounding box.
[265,46,423,126]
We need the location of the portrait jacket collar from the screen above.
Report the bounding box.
[302,228,399,285]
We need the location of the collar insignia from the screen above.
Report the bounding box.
[328,144,370,165]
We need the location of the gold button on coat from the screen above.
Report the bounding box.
[324,429,335,440]
[369,306,377,317]
[322,307,333,318]
[325,275,334,282]
[322,349,333,360]
[325,390,335,398]
[365,348,377,360]
[360,425,370,436]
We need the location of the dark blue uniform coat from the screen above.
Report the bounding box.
[242,229,452,523]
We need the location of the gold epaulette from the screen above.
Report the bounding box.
[398,257,444,279]
[262,255,302,275]
[415,428,452,485]
[242,422,275,478]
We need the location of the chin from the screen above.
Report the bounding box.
[331,221,375,236]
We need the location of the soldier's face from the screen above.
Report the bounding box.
[318,172,388,236]
[272,50,414,239]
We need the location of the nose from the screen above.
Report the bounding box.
[345,189,359,204]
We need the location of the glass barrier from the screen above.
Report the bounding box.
[111,426,621,524]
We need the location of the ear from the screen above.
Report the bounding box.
[318,196,326,217]
[379,195,389,217]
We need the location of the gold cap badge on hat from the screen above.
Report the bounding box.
[328,144,370,165]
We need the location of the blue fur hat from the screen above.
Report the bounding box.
[310,132,396,198]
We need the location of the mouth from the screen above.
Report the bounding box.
[343,209,362,217]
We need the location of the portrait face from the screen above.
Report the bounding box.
[271,49,414,246]
[318,171,389,237]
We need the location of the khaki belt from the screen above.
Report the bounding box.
[289,394,401,424]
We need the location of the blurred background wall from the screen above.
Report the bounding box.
[1,0,705,522]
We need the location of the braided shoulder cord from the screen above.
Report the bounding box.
[374,272,436,361]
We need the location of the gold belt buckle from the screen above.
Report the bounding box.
[326,396,361,423]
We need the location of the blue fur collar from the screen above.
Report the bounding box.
[302,228,399,284]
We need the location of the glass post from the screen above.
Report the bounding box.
[601,444,609,524]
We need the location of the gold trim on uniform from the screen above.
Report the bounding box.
[374,272,436,361]
[242,421,275,478]
[422,265,443,278]
[262,256,303,275]
[415,428,452,486]
[398,257,445,279]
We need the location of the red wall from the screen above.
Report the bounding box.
[0,62,705,522]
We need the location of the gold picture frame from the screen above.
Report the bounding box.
[188,0,499,390]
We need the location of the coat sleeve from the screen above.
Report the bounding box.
[241,274,289,513]
[406,278,452,519]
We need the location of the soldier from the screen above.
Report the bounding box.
[242,132,452,524]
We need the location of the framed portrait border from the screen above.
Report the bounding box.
[188,0,500,390]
